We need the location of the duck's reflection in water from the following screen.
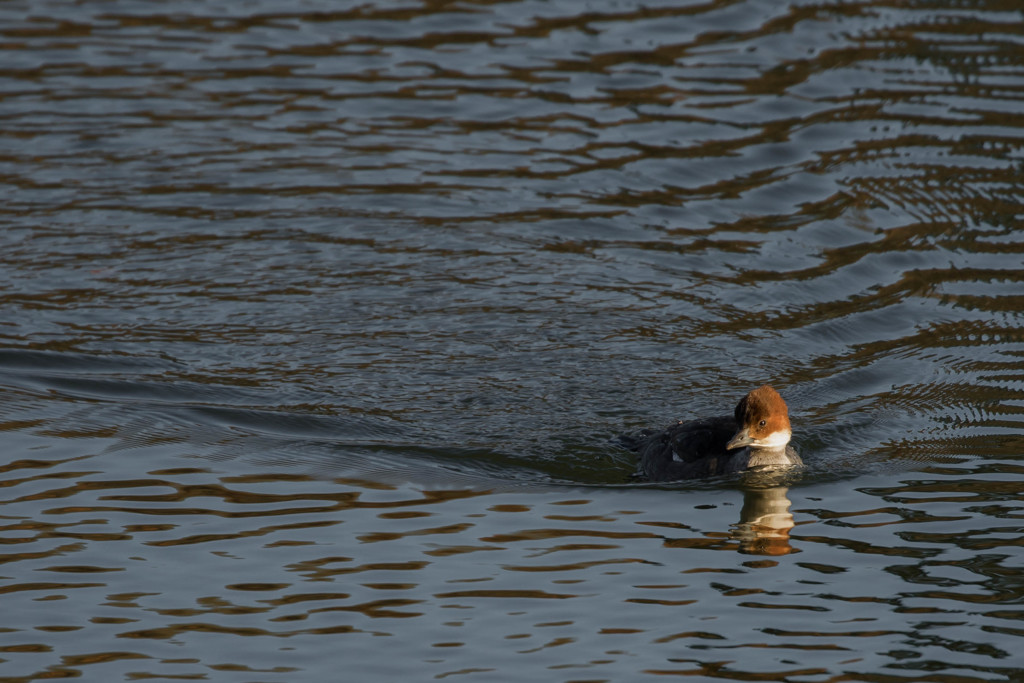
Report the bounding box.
[731,485,795,556]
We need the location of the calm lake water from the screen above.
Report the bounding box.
[2,0,1023,680]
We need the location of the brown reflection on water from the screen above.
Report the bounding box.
[1,452,1020,680]
[733,486,796,556]
[657,486,796,557]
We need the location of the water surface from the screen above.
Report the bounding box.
[1,0,1023,680]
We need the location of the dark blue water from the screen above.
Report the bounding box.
[1,1,1023,680]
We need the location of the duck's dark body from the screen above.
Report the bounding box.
[631,415,801,482]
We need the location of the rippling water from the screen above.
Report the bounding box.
[2,0,1023,680]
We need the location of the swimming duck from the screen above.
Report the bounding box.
[631,385,801,481]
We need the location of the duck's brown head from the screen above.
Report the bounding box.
[726,385,792,451]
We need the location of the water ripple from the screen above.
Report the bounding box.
[2,0,1024,680]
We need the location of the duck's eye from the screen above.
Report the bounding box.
[758,420,766,427]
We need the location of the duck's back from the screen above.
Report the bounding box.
[633,415,739,481]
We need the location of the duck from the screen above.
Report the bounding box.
[630,385,801,481]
